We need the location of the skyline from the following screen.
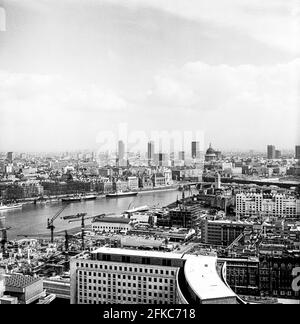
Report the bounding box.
[0,0,299,151]
[0,142,299,155]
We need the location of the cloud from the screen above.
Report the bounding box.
[147,59,300,146]
[0,70,128,115]
[0,70,130,151]
[149,59,300,108]
[104,0,300,54]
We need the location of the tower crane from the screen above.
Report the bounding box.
[47,204,69,243]
[0,227,11,254]
[0,216,11,255]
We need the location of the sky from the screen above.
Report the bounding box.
[0,0,299,152]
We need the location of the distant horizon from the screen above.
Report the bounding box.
[0,144,299,156]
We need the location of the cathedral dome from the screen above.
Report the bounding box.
[206,143,216,155]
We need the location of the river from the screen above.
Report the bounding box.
[0,189,184,240]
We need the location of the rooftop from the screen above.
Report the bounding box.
[5,274,41,289]
[93,217,130,224]
[91,247,184,260]
[183,255,237,301]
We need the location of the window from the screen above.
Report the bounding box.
[122,256,131,263]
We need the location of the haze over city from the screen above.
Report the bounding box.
[0,0,299,152]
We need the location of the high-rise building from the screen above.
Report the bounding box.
[267,145,276,159]
[295,146,300,160]
[275,150,281,159]
[191,142,200,159]
[147,141,155,161]
[70,247,238,304]
[154,153,168,167]
[178,151,185,161]
[236,193,300,220]
[6,152,13,163]
[118,141,125,161]
[117,141,127,167]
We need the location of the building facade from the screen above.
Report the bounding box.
[70,248,238,305]
[236,193,300,220]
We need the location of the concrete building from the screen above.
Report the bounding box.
[236,193,300,220]
[296,145,300,160]
[169,202,203,228]
[127,176,139,191]
[92,217,132,233]
[6,152,14,163]
[201,219,253,247]
[43,277,70,301]
[3,274,44,304]
[275,150,281,159]
[178,151,185,162]
[70,248,239,304]
[267,145,276,160]
[147,141,155,163]
[191,141,200,159]
[154,153,169,167]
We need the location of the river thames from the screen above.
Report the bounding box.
[0,189,184,240]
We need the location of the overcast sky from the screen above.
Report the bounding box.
[0,0,299,152]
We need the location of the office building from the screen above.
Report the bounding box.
[267,145,276,160]
[191,142,200,159]
[201,220,253,247]
[147,141,155,162]
[6,152,14,163]
[236,193,300,220]
[70,247,238,305]
[296,146,300,160]
[168,202,203,228]
[178,151,185,161]
[92,217,132,233]
[154,153,168,167]
[118,141,125,160]
[275,150,281,159]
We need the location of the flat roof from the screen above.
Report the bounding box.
[91,247,184,260]
[5,274,41,289]
[183,255,237,301]
[206,219,253,225]
[93,217,130,224]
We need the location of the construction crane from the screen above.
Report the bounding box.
[47,204,69,243]
[64,230,78,268]
[0,216,11,255]
[0,227,11,255]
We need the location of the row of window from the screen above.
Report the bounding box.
[78,283,175,291]
[78,291,173,299]
[76,264,176,276]
[78,272,175,283]
[78,298,172,304]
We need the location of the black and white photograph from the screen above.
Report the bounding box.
[0,0,299,310]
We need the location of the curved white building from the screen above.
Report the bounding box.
[70,247,242,304]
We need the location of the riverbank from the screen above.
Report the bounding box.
[4,186,180,205]
[16,225,93,241]
[4,189,182,240]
